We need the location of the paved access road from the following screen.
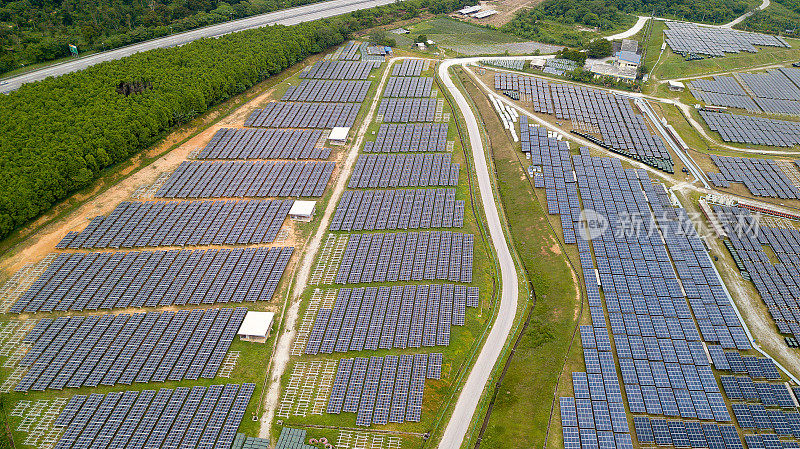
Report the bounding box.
[0,0,395,94]
[437,58,520,449]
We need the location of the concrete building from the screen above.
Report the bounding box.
[237,311,275,343]
[615,50,641,70]
[668,80,685,91]
[328,126,349,145]
[289,200,316,221]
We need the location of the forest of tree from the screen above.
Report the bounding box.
[738,0,800,35]
[0,0,475,242]
[0,0,338,76]
[503,0,754,46]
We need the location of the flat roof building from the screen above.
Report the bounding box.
[237,311,275,343]
[328,126,349,145]
[289,200,316,221]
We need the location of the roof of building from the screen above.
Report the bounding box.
[328,126,349,141]
[238,311,275,337]
[472,9,498,18]
[616,50,641,65]
[621,39,639,53]
[289,200,316,217]
[589,61,637,80]
[668,80,685,88]
[457,5,482,14]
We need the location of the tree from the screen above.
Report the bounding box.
[559,48,587,65]
[415,34,428,43]
[585,38,612,58]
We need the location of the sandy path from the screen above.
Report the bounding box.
[257,58,399,438]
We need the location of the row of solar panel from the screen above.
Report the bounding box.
[391,59,424,77]
[707,346,782,380]
[305,284,477,354]
[196,128,328,160]
[633,417,746,448]
[664,21,789,57]
[382,77,433,98]
[281,80,372,103]
[701,110,800,147]
[710,155,800,199]
[244,102,360,129]
[330,188,464,232]
[363,123,449,153]
[10,247,292,313]
[16,307,245,391]
[348,153,459,189]
[57,199,293,249]
[300,60,380,80]
[334,231,473,285]
[377,98,438,123]
[155,160,334,199]
[53,383,254,449]
[327,353,439,426]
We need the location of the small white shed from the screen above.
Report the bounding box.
[237,311,275,343]
[328,127,350,145]
[289,200,316,221]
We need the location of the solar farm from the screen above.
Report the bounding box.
[707,155,800,199]
[276,54,492,437]
[0,39,388,449]
[690,69,800,116]
[494,72,675,172]
[521,143,800,449]
[699,110,800,147]
[663,21,790,57]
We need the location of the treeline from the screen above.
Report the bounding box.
[739,0,800,35]
[503,0,754,46]
[0,0,331,76]
[0,0,475,242]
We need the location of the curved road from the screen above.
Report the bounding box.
[0,0,394,94]
[437,58,520,449]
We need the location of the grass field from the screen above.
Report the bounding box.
[456,69,582,449]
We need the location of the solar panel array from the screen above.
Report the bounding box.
[391,59,424,77]
[300,61,380,80]
[330,188,464,231]
[692,69,800,115]
[52,383,254,449]
[663,21,790,57]
[332,41,363,61]
[383,77,433,98]
[327,353,437,426]
[633,418,747,448]
[497,74,673,172]
[700,110,800,147]
[333,231,473,284]
[155,160,334,198]
[196,128,329,160]
[378,98,438,123]
[281,80,372,103]
[715,205,800,338]
[57,199,293,249]
[549,148,762,448]
[709,155,800,199]
[689,76,760,111]
[305,285,476,354]
[10,247,292,313]
[348,154,459,188]
[244,102,360,129]
[15,307,246,391]
[363,123,448,153]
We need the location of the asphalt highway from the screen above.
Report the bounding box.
[0,0,395,93]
